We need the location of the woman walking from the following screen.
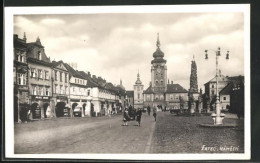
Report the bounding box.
[136,108,142,126]
[123,108,130,126]
[153,105,157,121]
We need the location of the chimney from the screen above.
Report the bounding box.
[171,81,173,84]
[88,72,91,76]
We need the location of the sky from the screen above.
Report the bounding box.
[14,12,244,91]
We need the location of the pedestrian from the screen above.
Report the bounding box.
[136,108,142,126]
[147,105,151,116]
[123,109,130,126]
[153,105,157,121]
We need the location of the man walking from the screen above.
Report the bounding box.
[153,105,157,121]
[147,105,151,116]
[136,108,142,126]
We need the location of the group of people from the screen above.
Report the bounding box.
[122,105,157,126]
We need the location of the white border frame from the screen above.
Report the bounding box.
[4,4,250,160]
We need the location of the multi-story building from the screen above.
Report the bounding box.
[13,33,29,122]
[133,72,144,109]
[143,34,187,110]
[27,36,53,119]
[64,63,90,117]
[51,60,70,117]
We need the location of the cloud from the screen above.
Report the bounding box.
[14,12,245,91]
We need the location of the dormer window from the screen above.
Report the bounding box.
[37,51,42,60]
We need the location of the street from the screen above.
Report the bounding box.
[14,112,244,154]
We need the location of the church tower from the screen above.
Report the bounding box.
[151,33,167,103]
[134,71,144,109]
[189,55,198,93]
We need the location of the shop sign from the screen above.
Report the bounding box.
[35,96,42,99]
[43,96,49,100]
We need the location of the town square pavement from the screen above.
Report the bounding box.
[14,112,244,154]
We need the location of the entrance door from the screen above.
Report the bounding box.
[56,102,66,117]
[31,103,40,119]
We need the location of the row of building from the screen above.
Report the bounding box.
[14,33,128,122]
[14,32,244,122]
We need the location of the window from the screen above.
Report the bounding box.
[80,80,82,84]
[46,87,49,96]
[138,93,140,99]
[32,86,37,95]
[147,95,150,101]
[75,78,77,83]
[38,70,43,78]
[211,90,215,95]
[55,85,58,94]
[223,97,226,101]
[60,72,63,82]
[45,71,49,80]
[161,80,163,85]
[155,80,159,85]
[38,87,43,96]
[87,90,90,96]
[31,68,37,78]
[170,95,173,100]
[60,85,63,94]
[175,95,179,100]
[65,74,68,83]
[212,85,214,88]
[65,86,68,94]
[37,51,42,60]
[55,71,58,81]
[155,95,159,100]
[73,87,75,94]
[17,73,26,85]
[160,95,164,100]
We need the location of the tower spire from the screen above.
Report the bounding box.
[156,33,160,48]
[23,32,27,42]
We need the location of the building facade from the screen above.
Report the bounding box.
[27,36,53,119]
[51,61,70,117]
[143,34,188,110]
[133,72,144,109]
[13,33,29,122]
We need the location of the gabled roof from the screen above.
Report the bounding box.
[77,71,100,88]
[205,74,229,85]
[64,63,84,79]
[219,83,233,95]
[166,84,188,93]
[126,90,134,97]
[143,85,154,94]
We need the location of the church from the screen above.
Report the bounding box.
[142,34,189,110]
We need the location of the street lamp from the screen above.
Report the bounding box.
[204,46,229,125]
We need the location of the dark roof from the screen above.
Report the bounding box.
[64,63,84,79]
[77,71,100,88]
[143,85,154,94]
[126,91,134,97]
[166,84,188,93]
[219,83,233,95]
[14,34,27,49]
[227,75,244,83]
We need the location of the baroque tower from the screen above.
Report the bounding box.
[151,33,167,102]
[189,55,198,93]
[133,71,144,109]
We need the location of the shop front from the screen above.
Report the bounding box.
[30,95,50,119]
[55,96,69,117]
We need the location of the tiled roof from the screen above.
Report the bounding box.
[205,75,229,84]
[143,85,154,94]
[126,90,134,97]
[219,83,232,95]
[166,84,188,93]
[77,71,100,88]
[64,63,84,79]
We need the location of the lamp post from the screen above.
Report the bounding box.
[204,47,229,125]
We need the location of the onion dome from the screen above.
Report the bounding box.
[151,33,166,64]
[135,71,142,85]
